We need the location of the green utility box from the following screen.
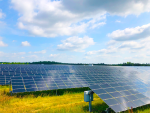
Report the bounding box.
[84,90,93,102]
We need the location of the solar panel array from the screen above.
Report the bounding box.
[1,64,150,112]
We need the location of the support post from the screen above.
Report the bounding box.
[9,81,11,92]
[9,81,12,96]
[56,89,57,96]
[89,93,92,112]
[105,107,111,113]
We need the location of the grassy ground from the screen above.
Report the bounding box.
[0,85,150,113]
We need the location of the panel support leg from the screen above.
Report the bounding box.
[9,81,12,96]
[89,101,92,112]
[89,94,92,112]
[56,90,57,96]
[105,107,111,113]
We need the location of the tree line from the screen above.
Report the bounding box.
[0,61,150,66]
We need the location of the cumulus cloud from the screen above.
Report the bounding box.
[27,55,38,58]
[34,50,46,54]
[0,9,5,19]
[0,37,8,47]
[107,23,150,41]
[10,0,150,37]
[86,47,117,55]
[57,36,95,52]
[90,22,106,29]
[49,54,59,58]
[0,41,8,47]
[12,52,26,56]
[21,41,30,46]
[63,0,150,16]
[115,20,121,23]
[119,41,144,49]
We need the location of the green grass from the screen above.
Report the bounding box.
[0,85,150,113]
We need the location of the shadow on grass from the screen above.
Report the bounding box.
[6,87,91,98]
[82,102,110,113]
[83,102,150,113]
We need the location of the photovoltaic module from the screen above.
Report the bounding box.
[1,64,150,112]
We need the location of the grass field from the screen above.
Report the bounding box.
[0,85,150,113]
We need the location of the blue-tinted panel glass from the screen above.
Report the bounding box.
[104,98,119,106]
[132,99,145,107]
[25,84,36,89]
[121,101,136,109]
[56,82,65,85]
[55,80,64,83]
[12,82,24,86]
[104,88,117,93]
[36,84,47,87]
[135,93,147,99]
[92,88,107,94]
[126,95,138,101]
[38,87,49,91]
[89,85,101,89]
[110,104,126,113]
[120,91,132,96]
[114,87,126,91]
[115,97,129,103]
[140,98,150,104]
[100,83,112,88]
[123,86,134,90]
[24,82,35,85]
[13,89,26,93]
[58,85,67,89]
[26,88,38,92]
[137,88,147,93]
[128,89,139,94]
[74,84,83,87]
[98,94,113,100]
[109,83,120,87]
[12,85,24,89]
[12,80,23,83]
[109,92,123,98]
[49,86,58,90]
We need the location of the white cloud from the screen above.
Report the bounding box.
[27,55,38,58]
[86,47,117,55]
[57,36,95,52]
[11,52,26,57]
[0,9,5,19]
[119,41,144,49]
[11,0,150,37]
[62,0,150,16]
[34,50,46,54]
[18,52,26,55]
[115,20,121,23]
[0,41,8,47]
[0,37,8,47]
[49,54,59,58]
[106,40,117,46]
[12,40,16,42]
[21,41,30,46]
[107,23,150,41]
[90,22,106,29]
[0,51,5,57]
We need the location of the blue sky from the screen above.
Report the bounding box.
[0,0,150,64]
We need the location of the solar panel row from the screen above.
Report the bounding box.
[89,84,150,112]
[11,76,85,93]
[1,64,150,112]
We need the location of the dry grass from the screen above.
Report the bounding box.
[0,85,150,113]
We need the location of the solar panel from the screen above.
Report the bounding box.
[11,75,85,93]
[89,84,149,112]
[1,64,150,112]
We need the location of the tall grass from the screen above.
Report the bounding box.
[0,85,150,113]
